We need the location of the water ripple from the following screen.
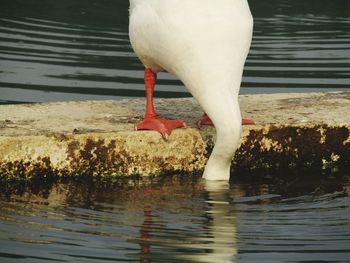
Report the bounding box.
[1,173,349,262]
[0,0,350,103]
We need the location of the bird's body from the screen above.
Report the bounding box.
[129,0,253,180]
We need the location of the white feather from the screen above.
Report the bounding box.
[129,0,253,180]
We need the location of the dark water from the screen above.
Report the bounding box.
[0,0,349,104]
[1,1,350,261]
[0,172,350,263]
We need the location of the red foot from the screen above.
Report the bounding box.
[197,114,213,126]
[135,68,186,139]
[135,117,186,139]
[242,118,255,125]
[197,113,255,126]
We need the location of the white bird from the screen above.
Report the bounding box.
[129,0,254,180]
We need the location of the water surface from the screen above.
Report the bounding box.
[1,172,350,262]
[0,0,349,104]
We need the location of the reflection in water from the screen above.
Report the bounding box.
[136,181,238,263]
[140,210,152,263]
[0,172,350,262]
[0,0,349,104]
[200,181,237,263]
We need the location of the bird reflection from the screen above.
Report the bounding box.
[140,210,152,263]
[199,181,237,263]
[137,180,237,263]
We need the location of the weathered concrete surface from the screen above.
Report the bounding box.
[0,92,349,178]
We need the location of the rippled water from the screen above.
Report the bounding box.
[0,0,349,104]
[1,1,349,261]
[1,172,350,262]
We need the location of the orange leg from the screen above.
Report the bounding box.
[198,113,255,126]
[134,68,186,139]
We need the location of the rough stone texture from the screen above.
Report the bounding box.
[0,92,349,178]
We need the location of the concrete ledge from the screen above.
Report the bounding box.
[0,92,349,178]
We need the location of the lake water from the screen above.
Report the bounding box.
[0,0,349,104]
[0,172,350,263]
[1,1,350,262]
